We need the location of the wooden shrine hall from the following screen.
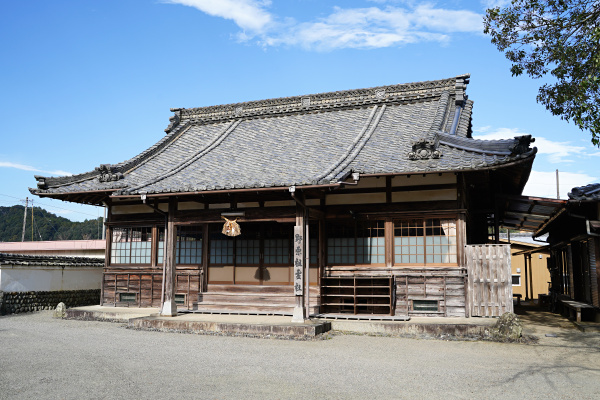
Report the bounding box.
[31,75,537,321]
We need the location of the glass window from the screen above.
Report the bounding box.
[236,238,260,265]
[157,227,165,265]
[264,238,290,265]
[394,219,457,265]
[327,220,386,265]
[327,222,356,265]
[110,227,152,265]
[210,230,234,265]
[512,275,521,286]
[356,220,385,264]
[176,226,203,265]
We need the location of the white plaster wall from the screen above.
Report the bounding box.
[0,266,102,292]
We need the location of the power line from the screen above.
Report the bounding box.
[0,193,101,218]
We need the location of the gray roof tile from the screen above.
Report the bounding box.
[31,75,537,197]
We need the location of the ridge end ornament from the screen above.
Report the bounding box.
[408,138,442,160]
[96,164,124,182]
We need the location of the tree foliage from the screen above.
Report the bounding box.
[0,206,103,242]
[484,0,600,146]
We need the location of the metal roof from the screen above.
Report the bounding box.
[500,195,566,232]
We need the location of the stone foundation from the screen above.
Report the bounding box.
[0,289,100,315]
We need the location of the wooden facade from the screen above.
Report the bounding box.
[95,172,521,318]
[31,75,538,319]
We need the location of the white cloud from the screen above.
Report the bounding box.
[166,0,273,33]
[472,127,598,163]
[0,161,71,176]
[481,1,512,9]
[168,1,483,50]
[266,5,482,50]
[523,170,598,199]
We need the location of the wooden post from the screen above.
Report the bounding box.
[305,213,310,319]
[494,202,500,244]
[202,224,209,292]
[101,209,112,306]
[524,254,529,301]
[385,219,393,268]
[292,194,306,322]
[528,254,534,301]
[161,199,178,316]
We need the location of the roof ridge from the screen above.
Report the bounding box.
[171,76,466,125]
[428,90,450,136]
[124,120,241,194]
[117,121,192,174]
[456,99,474,138]
[32,121,193,191]
[438,133,538,158]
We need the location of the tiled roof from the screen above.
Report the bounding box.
[569,183,600,201]
[31,74,537,197]
[0,253,104,267]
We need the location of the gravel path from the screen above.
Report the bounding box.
[1,312,600,399]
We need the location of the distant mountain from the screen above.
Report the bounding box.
[0,205,103,242]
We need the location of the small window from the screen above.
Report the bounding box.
[175,294,186,305]
[119,293,137,303]
[512,275,521,286]
[412,299,438,312]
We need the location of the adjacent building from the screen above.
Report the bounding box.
[536,183,600,321]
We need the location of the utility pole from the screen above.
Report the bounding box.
[31,200,34,241]
[556,169,560,199]
[102,206,107,241]
[21,197,28,242]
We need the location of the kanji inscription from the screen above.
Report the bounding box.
[293,226,303,296]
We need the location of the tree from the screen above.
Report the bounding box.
[484,0,600,146]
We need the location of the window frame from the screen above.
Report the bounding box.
[326,219,386,266]
[109,226,153,266]
[393,218,458,266]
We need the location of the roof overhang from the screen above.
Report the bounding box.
[499,194,566,232]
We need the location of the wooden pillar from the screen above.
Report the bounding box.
[528,254,534,301]
[202,224,209,292]
[292,193,306,322]
[385,219,393,268]
[494,202,500,244]
[101,218,111,306]
[304,212,310,319]
[458,213,469,317]
[524,254,529,301]
[161,199,178,316]
[318,218,325,306]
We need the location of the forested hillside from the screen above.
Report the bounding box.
[0,205,103,242]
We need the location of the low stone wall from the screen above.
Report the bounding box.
[0,289,100,315]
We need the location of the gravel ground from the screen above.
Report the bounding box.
[1,312,600,400]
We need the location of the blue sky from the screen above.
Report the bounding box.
[1,0,599,222]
